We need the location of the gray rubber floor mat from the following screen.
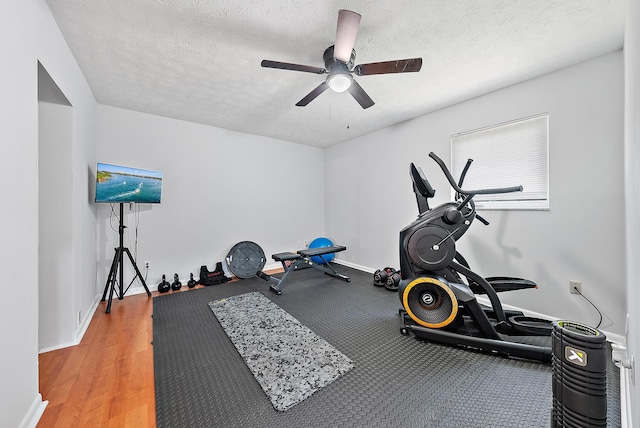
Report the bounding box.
[153,265,621,428]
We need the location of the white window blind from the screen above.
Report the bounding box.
[450,113,549,210]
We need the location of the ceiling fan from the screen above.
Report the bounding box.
[261,9,422,109]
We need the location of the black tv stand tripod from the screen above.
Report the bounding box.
[101,203,151,313]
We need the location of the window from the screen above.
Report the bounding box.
[450,113,549,210]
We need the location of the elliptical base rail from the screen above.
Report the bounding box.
[399,310,552,363]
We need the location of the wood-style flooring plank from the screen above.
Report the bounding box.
[38,270,278,427]
[38,291,157,428]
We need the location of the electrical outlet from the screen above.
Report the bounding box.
[304,240,309,248]
[570,280,582,294]
[78,311,82,326]
[145,261,151,269]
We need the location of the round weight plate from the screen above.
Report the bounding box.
[226,241,267,279]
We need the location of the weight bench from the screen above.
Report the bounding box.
[257,245,351,295]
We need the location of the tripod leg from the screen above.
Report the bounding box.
[106,272,116,313]
[102,248,119,301]
[105,247,123,313]
[125,248,152,297]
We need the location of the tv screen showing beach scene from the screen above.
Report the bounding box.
[95,163,163,204]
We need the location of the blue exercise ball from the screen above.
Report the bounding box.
[308,237,335,264]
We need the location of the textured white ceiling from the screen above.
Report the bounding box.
[45,0,624,148]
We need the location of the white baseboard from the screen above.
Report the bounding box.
[262,262,282,273]
[125,285,154,295]
[19,394,47,428]
[333,258,375,273]
[620,366,633,428]
[38,296,101,354]
[38,339,79,354]
[75,298,99,343]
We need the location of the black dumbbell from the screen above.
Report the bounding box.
[385,271,402,291]
[373,267,396,286]
[158,274,171,293]
[171,273,182,291]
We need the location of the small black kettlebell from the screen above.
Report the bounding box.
[158,274,171,293]
[187,272,197,288]
[171,273,182,291]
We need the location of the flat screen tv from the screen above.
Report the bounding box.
[95,163,163,204]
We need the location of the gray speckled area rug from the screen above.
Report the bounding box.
[209,292,354,411]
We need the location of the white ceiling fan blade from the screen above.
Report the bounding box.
[334,9,361,62]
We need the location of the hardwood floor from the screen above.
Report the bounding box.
[38,290,158,427]
[37,271,273,427]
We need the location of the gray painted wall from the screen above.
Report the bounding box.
[1,1,97,427]
[325,52,626,338]
[95,105,326,292]
[1,2,41,424]
[624,0,639,423]
[38,101,74,351]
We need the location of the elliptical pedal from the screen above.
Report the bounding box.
[509,315,554,336]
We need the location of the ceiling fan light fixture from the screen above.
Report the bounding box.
[261,10,421,109]
[327,71,353,93]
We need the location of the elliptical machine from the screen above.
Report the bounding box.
[398,152,552,362]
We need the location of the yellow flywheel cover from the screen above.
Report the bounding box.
[402,277,458,328]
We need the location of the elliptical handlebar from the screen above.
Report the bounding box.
[428,152,523,196]
[456,158,473,200]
